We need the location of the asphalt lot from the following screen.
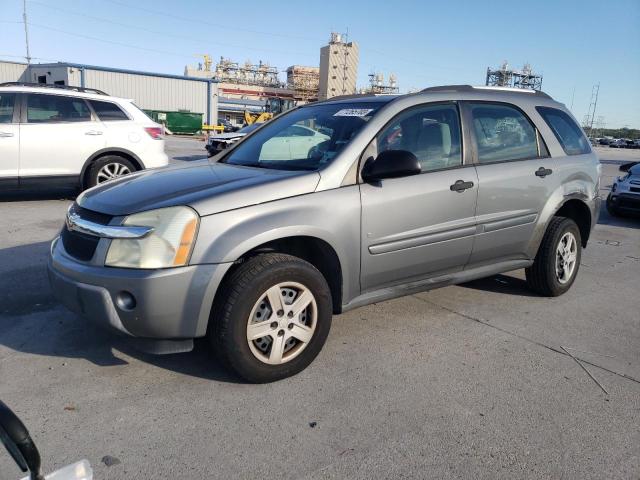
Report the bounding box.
[0,142,639,479]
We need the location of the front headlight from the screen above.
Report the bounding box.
[105,206,199,269]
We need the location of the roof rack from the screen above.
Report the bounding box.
[0,82,108,95]
[420,84,551,99]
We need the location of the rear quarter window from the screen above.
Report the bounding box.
[536,107,591,155]
[90,100,129,121]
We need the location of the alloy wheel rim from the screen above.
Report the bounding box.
[556,232,577,284]
[96,162,131,183]
[246,282,317,365]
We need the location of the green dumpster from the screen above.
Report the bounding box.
[144,109,203,135]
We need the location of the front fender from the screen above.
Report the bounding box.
[190,186,362,305]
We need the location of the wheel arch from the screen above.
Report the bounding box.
[213,235,344,315]
[553,197,593,247]
[80,148,145,189]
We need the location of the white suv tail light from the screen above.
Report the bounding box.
[144,126,164,139]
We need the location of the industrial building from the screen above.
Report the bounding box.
[185,58,295,100]
[286,66,320,102]
[185,56,298,126]
[0,60,219,127]
[318,33,359,101]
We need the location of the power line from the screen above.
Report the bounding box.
[100,0,320,42]
[28,22,196,59]
[28,0,315,58]
[0,53,60,62]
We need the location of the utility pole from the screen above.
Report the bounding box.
[23,0,31,64]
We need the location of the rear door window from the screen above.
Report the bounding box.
[0,93,15,123]
[469,103,539,163]
[26,94,91,123]
[90,100,129,121]
[536,106,591,155]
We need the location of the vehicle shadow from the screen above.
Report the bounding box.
[0,241,242,383]
[459,273,539,297]
[597,205,639,229]
[0,189,77,202]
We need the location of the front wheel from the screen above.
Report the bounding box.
[210,253,332,383]
[526,217,582,297]
[606,194,620,217]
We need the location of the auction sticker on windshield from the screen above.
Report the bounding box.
[333,108,374,117]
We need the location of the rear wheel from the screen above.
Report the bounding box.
[526,217,581,297]
[210,253,332,383]
[87,155,136,188]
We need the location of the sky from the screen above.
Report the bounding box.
[1,0,639,128]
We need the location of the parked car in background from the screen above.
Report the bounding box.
[0,83,168,191]
[205,123,260,157]
[48,85,600,383]
[609,139,627,148]
[258,124,330,161]
[607,162,640,216]
[217,118,239,133]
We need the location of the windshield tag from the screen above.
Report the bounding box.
[333,108,374,117]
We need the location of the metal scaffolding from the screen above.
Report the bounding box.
[485,62,543,91]
[363,72,399,94]
[286,66,320,102]
[214,57,283,88]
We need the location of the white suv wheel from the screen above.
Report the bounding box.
[96,162,131,183]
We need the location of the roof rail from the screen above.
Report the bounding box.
[421,84,551,99]
[0,82,108,95]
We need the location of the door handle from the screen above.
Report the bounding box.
[85,130,104,136]
[0,132,14,138]
[450,179,474,192]
[535,167,553,178]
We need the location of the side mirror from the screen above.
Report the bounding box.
[619,161,638,172]
[361,150,421,182]
[0,400,42,479]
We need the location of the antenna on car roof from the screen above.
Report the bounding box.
[0,82,108,95]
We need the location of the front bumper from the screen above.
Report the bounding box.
[48,236,232,341]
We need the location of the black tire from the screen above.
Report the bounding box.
[209,253,332,383]
[606,194,620,217]
[526,216,582,297]
[87,155,136,188]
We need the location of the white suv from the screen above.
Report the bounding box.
[0,83,169,191]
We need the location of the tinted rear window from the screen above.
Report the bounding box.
[0,93,15,123]
[27,94,91,123]
[536,107,591,155]
[90,100,129,121]
[469,103,539,163]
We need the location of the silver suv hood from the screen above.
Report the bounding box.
[77,160,321,216]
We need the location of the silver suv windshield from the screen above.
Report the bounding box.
[221,102,381,170]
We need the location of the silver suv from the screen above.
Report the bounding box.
[48,85,601,382]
